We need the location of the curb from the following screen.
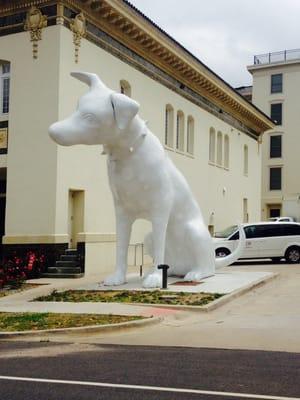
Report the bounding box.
[199,272,279,312]
[0,316,162,339]
[121,272,279,313]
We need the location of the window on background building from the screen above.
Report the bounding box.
[224,135,230,169]
[270,135,282,158]
[216,131,222,165]
[270,103,282,125]
[176,110,184,151]
[120,80,131,97]
[270,167,282,190]
[209,127,215,163]
[1,63,10,114]
[244,145,248,175]
[186,116,194,155]
[164,104,174,147]
[243,198,248,223]
[271,74,283,93]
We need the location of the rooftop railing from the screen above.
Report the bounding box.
[254,48,300,65]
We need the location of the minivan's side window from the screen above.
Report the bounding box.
[254,225,282,237]
[282,224,300,236]
[230,226,257,240]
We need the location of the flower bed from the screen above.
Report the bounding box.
[35,290,224,306]
[0,251,46,290]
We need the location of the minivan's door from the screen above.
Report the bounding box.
[243,225,264,257]
[229,225,262,258]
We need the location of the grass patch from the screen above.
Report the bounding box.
[0,283,44,298]
[34,290,224,306]
[0,312,143,332]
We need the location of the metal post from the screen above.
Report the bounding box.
[157,264,169,289]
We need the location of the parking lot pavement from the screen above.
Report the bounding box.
[0,342,300,400]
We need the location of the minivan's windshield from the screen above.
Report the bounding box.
[214,225,238,238]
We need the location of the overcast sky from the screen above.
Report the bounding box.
[129,0,300,88]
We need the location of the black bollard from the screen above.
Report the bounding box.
[157,264,170,289]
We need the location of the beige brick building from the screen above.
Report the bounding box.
[0,0,273,276]
[248,49,300,220]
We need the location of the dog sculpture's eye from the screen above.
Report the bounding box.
[83,113,95,122]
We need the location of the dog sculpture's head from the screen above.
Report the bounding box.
[49,72,140,146]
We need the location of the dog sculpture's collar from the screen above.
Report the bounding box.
[102,121,148,158]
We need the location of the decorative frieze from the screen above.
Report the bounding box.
[70,12,86,63]
[24,6,47,59]
[0,0,273,134]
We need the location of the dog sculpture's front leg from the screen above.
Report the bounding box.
[104,211,133,285]
[143,216,168,288]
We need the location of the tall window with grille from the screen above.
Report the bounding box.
[1,63,10,114]
[244,145,248,175]
[209,127,216,163]
[270,103,282,125]
[186,116,194,155]
[216,131,223,166]
[176,111,184,151]
[224,134,230,169]
[270,135,282,158]
[271,74,282,94]
[164,104,174,147]
[270,167,282,190]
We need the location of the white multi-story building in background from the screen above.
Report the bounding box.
[248,49,300,220]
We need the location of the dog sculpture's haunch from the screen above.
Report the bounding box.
[49,72,245,288]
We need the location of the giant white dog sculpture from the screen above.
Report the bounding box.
[49,72,245,288]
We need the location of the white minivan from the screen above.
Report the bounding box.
[213,222,300,263]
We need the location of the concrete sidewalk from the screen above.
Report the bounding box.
[0,267,275,318]
[1,263,300,353]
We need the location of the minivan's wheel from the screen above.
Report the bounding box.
[215,248,231,258]
[285,246,300,264]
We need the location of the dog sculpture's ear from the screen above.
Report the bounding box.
[110,92,140,130]
[70,71,106,89]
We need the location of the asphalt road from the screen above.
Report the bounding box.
[0,341,300,399]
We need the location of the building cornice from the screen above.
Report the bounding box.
[0,0,275,136]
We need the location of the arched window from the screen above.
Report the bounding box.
[187,116,194,155]
[176,111,184,151]
[209,127,215,163]
[0,62,10,114]
[244,145,248,175]
[224,135,230,169]
[217,131,223,166]
[120,80,131,97]
[164,104,174,147]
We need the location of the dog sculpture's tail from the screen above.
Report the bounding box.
[215,224,246,269]
[144,224,246,271]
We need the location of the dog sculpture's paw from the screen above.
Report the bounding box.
[142,272,162,288]
[183,271,204,282]
[103,273,126,286]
